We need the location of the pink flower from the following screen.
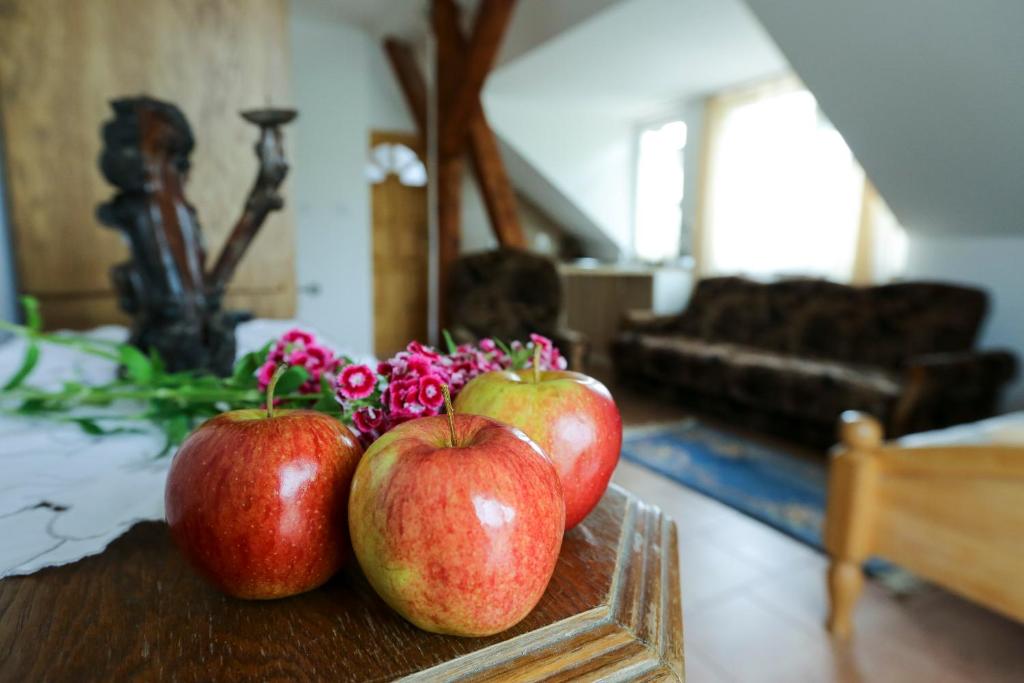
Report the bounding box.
[257,361,276,389]
[353,407,384,433]
[337,364,376,400]
[259,327,342,394]
[418,375,444,409]
[282,328,315,345]
[406,341,440,360]
[404,354,433,377]
[529,333,552,351]
[386,378,417,412]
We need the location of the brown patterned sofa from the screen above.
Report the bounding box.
[612,277,1018,447]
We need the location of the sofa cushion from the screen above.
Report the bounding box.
[724,346,901,421]
[628,335,737,391]
[624,334,900,423]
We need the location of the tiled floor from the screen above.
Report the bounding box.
[606,378,1024,683]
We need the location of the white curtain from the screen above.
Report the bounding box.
[695,77,906,284]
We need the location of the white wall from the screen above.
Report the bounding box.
[289,1,413,354]
[903,234,1024,410]
[484,97,634,254]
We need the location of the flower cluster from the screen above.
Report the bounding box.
[257,328,342,395]
[257,327,565,447]
[334,335,565,446]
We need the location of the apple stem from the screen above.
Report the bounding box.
[440,383,458,448]
[532,344,542,384]
[265,364,288,419]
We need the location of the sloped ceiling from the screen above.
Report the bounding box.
[744,0,1024,236]
[485,0,788,255]
[489,0,787,117]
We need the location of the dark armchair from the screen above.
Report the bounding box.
[447,248,588,370]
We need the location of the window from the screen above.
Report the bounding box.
[633,120,687,263]
[698,79,905,283]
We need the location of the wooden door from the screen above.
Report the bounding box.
[370,131,428,358]
[0,0,295,328]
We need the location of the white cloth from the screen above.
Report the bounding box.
[0,320,337,578]
[896,411,1024,448]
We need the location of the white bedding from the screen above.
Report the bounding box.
[897,411,1024,448]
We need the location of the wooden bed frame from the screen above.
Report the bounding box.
[825,411,1024,637]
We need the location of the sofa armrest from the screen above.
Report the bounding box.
[890,350,1018,435]
[620,309,678,334]
[905,350,1018,388]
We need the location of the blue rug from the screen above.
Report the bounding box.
[621,418,828,551]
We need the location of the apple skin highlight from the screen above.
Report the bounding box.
[455,370,622,529]
[348,413,565,637]
[165,409,363,599]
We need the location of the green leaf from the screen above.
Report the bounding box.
[119,345,154,384]
[16,398,48,413]
[73,418,106,435]
[20,296,42,332]
[2,340,39,391]
[442,329,457,355]
[63,417,143,436]
[494,338,513,356]
[231,352,261,388]
[165,413,192,446]
[272,366,309,396]
[148,347,166,376]
[312,394,340,413]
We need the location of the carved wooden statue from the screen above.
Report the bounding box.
[97,97,296,375]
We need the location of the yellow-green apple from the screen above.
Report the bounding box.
[165,374,363,599]
[348,388,564,637]
[455,362,621,530]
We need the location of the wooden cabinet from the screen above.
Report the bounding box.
[560,263,693,368]
[0,0,295,328]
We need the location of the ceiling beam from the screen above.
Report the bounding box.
[382,38,426,139]
[433,0,525,249]
[432,0,465,330]
[382,1,526,329]
[439,0,516,158]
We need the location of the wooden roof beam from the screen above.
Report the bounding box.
[438,0,516,158]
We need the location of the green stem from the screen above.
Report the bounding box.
[0,320,121,361]
[440,383,458,448]
[532,344,542,384]
[265,364,288,418]
[0,385,318,406]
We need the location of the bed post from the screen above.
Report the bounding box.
[825,411,883,638]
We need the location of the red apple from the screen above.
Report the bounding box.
[454,366,621,530]
[348,406,564,637]
[165,407,363,599]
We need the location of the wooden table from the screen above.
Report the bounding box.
[0,485,683,681]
